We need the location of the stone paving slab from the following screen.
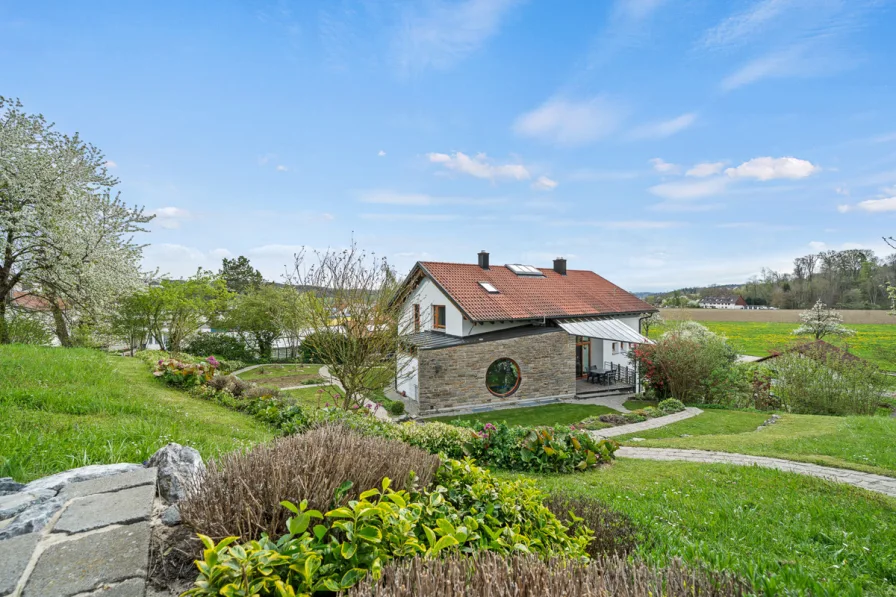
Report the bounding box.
[23,521,151,597]
[54,484,155,534]
[62,467,156,501]
[617,447,896,498]
[0,533,39,596]
[71,578,146,597]
[0,490,56,521]
[23,464,142,495]
[591,407,702,438]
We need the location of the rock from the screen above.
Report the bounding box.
[0,532,39,596]
[61,467,157,501]
[22,521,150,597]
[53,484,155,534]
[0,478,25,497]
[146,444,204,503]
[629,437,646,442]
[0,489,56,520]
[0,497,64,541]
[23,463,142,494]
[161,504,181,527]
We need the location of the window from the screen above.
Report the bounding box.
[612,342,618,353]
[486,358,521,397]
[413,304,420,333]
[506,264,545,277]
[433,305,446,329]
[478,281,499,293]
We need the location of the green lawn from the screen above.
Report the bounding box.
[515,459,896,595]
[616,409,896,477]
[651,321,896,370]
[429,403,617,427]
[622,399,657,410]
[0,345,274,482]
[282,385,344,409]
[238,363,324,387]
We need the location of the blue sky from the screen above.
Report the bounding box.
[3,0,896,291]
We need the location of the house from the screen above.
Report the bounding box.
[393,251,657,414]
[698,295,748,309]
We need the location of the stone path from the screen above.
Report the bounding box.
[617,447,896,498]
[590,407,702,438]
[0,467,157,597]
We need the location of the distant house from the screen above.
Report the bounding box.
[393,251,656,414]
[698,295,748,309]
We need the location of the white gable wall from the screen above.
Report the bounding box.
[401,277,464,337]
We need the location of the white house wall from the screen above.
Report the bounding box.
[401,278,464,336]
[396,353,418,400]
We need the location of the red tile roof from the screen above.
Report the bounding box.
[416,262,655,322]
[10,291,54,312]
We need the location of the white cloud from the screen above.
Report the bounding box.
[649,158,680,174]
[725,156,820,181]
[531,176,558,191]
[393,0,520,72]
[276,165,289,172]
[427,151,530,181]
[649,178,730,200]
[701,0,792,49]
[104,160,118,168]
[686,162,726,178]
[151,206,191,229]
[550,219,682,230]
[513,96,625,146]
[629,113,697,140]
[377,150,386,157]
[846,196,896,213]
[257,154,275,166]
[209,248,233,260]
[360,213,460,222]
[808,241,827,251]
[359,190,504,206]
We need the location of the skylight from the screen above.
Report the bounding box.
[506,264,545,277]
[479,281,499,293]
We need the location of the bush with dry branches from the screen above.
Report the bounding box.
[544,493,639,559]
[179,425,441,541]
[348,552,750,597]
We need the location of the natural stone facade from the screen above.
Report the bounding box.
[417,329,575,412]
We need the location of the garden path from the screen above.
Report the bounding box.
[589,407,703,438]
[617,447,896,498]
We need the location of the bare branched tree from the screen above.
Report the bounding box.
[284,241,413,410]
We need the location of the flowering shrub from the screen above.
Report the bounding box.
[152,357,217,388]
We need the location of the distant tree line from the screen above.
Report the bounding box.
[647,248,896,310]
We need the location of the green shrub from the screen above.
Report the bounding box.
[152,356,217,388]
[348,553,750,597]
[384,399,406,416]
[180,426,441,542]
[658,398,685,413]
[300,330,350,364]
[544,493,639,558]
[4,311,53,345]
[184,457,591,596]
[184,332,255,362]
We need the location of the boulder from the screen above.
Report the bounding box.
[146,444,204,503]
[0,496,64,541]
[0,489,56,520]
[23,463,142,494]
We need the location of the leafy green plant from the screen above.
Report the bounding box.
[658,398,685,413]
[152,356,217,388]
[184,332,255,362]
[185,460,591,596]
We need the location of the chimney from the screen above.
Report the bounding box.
[553,257,567,275]
[478,250,490,270]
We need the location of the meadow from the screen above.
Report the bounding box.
[650,320,896,370]
[0,345,274,482]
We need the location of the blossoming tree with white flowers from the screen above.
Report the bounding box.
[792,300,856,341]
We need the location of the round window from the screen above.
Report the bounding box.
[485,358,521,397]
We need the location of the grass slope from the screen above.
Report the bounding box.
[651,321,896,370]
[616,409,896,477]
[429,403,616,427]
[517,460,896,595]
[0,345,274,482]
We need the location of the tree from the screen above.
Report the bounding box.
[276,285,313,360]
[793,300,856,340]
[285,241,409,410]
[640,311,664,337]
[220,256,263,294]
[0,97,151,344]
[225,284,285,360]
[110,290,156,354]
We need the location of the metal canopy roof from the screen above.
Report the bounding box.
[557,317,654,344]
